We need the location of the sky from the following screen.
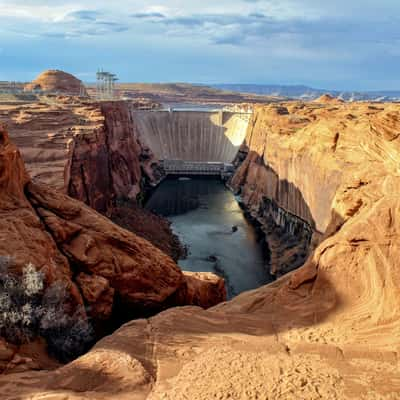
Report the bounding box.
[0,0,399,90]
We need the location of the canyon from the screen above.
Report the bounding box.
[0,88,400,398]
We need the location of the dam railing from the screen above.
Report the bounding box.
[162,160,235,178]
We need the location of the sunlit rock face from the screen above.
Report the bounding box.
[2,101,400,398]
[24,70,87,97]
[231,104,343,235]
[133,110,250,163]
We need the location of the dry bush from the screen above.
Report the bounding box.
[0,256,94,362]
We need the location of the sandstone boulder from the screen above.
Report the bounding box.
[26,180,185,313]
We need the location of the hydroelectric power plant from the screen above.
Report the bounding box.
[133,107,252,178]
[137,106,271,297]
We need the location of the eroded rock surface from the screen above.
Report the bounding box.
[1,101,399,399]
[26,180,184,314]
[1,98,161,211]
[0,125,226,370]
[0,125,83,310]
[24,70,87,97]
[66,101,162,212]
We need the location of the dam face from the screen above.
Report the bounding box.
[132,110,251,174]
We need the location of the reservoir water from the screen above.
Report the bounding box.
[146,178,272,298]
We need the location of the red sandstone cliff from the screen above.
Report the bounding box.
[1,98,162,214]
[0,101,398,398]
[0,124,225,371]
[2,98,179,257]
[66,101,162,212]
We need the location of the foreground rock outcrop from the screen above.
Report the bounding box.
[0,125,225,368]
[1,100,399,398]
[24,70,87,97]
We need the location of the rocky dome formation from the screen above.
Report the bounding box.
[24,70,88,97]
[0,124,225,370]
[314,93,344,104]
[1,100,399,398]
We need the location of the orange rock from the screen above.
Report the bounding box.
[173,271,227,309]
[1,100,400,398]
[75,273,115,320]
[314,93,345,103]
[24,70,87,97]
[0,124,83,308]
[0,123,225,332]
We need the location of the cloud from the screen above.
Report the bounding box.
[66,10,102,21]
[0,0,399,89]
[131,12,166,19]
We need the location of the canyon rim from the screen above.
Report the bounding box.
[1,1,400,398]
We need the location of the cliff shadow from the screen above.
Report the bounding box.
[35,265,343,398]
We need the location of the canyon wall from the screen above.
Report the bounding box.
[2,98,188,262]
[0,125,226,370]
[66,102,162,212]
[2,100,400,398]
[133,110,249,163]
[0,98,100,189]
[231,104,343,234]
[2,99,161,213]
[230,102,347,275]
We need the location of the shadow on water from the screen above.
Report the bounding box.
[146,177,274,298]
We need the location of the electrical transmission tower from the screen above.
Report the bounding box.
[96,69,119,100]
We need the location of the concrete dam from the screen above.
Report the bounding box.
[132,109,251,176]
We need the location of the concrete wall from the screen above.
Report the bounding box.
[132,110,249,163]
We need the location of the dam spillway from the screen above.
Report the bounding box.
[132,109,251,174]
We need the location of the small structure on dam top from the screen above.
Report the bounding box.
[96,69,118,100]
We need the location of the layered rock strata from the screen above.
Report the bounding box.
[0,125,225,368]
[2,101,400,398]
[66,102,162,212]
[1,98,161,212]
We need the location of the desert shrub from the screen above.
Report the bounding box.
[0,256,94,362]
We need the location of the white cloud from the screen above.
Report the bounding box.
[0,3,79,22]
[0,0,399,89]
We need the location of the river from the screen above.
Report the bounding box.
[146,178,272,298]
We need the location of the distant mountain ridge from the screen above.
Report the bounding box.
[211,84,400,102]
